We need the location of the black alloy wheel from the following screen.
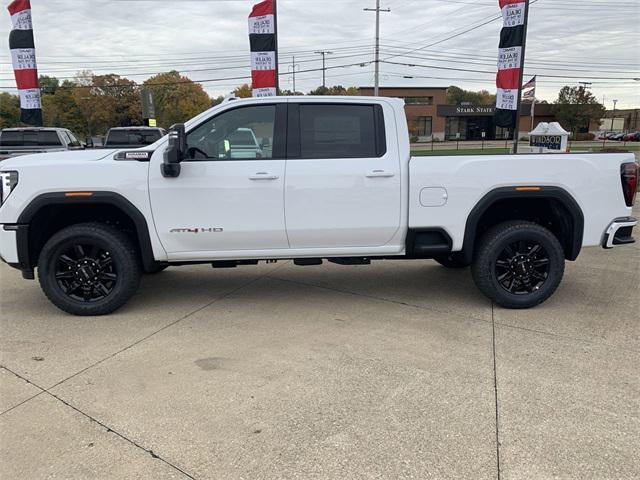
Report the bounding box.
[54,243,117,302]
[38,223,141,316]
[494,240,550,295]
[471,221,565,309]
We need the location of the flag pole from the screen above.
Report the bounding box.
[530,96,536,131]
[512,0,530,154]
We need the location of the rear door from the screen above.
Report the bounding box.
[284,101,401,248]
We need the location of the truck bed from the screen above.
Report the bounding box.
[408,152,636,251]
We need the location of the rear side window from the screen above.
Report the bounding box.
[39,131,62,146]
[0,131,21,146]
[298,104,384,159]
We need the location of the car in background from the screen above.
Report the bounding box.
[102,127,166,149]
[623,132,640,142]
[0,127,83,160]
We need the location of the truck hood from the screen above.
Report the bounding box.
[0,149,118,169]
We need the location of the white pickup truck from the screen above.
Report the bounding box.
[0,96,637,315]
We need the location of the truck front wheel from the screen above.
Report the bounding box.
[38,223,141,316]
[471,221,565,309]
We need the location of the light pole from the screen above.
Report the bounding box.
[605,99,618,148]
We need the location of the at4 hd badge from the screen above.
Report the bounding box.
[170,227,224,234]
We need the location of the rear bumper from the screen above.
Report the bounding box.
[602,217,637,249]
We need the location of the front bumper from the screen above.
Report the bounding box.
[602,217,637,249]
[0,224,33,279]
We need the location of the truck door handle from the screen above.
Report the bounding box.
[249,172,279,180]
[366,170,395,178]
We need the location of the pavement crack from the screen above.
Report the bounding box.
[491,302,502,480]
[0,366,45,416]
[0,365,196,479]
[47,263,287,392]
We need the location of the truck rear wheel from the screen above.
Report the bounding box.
[471,221,565,309]
[38,223,141,316]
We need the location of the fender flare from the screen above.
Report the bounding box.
[459,186,584,264]
[17,191,156,271]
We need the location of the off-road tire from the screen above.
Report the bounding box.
[471,221,565,309]
[38,223,141,316]
[434,254,471,269]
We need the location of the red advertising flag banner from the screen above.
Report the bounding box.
[249,0,278,97]
[495,0,527,128]
[7,0,42,126]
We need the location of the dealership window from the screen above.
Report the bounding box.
[404,97,433,105]
[416,116,432,137]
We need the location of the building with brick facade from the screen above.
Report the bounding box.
[358,86,635,142]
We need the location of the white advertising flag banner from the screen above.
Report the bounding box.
[502,2,526,27]
[252,87,277,97]
[248,14,274,34]
[18,88,41,109]
[497,88,518,111]
[250,51,276,70]
[497,46,521,70]
[10,9,31,29]
[10,48,37,70]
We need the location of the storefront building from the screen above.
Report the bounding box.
[358,86,622,142]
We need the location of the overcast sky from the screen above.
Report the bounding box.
[1,0,639,108]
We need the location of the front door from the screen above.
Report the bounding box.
[284,102,401,248]
[149,103,289,256]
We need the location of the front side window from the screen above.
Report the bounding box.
[299,104,377,159]
[186,105,275,161]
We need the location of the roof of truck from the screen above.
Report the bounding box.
[1,127,67,131]
[107,126,163,131]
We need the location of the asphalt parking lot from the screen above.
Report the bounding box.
[1,214,638,479]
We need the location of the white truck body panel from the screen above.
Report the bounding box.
[409,153,634,251]
[0,96,635,265]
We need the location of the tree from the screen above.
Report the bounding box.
[0,92,20,128]
[233,84,252,98]
[553,86,605,137]
[39,75,60,95]
[143,71,211,128]
[447,86,496,105]
[70,73,142,136]
[308,85,359,96]
[42,80,86,135]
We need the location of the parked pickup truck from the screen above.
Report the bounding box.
[0,96,637,315]
[102,126,166,149]
[0,127,83,160]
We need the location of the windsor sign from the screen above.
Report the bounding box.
[529,135,563,150]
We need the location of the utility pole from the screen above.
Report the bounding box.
[364,0,390,96]
[314,51,333,89]
[288,56,300,93]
